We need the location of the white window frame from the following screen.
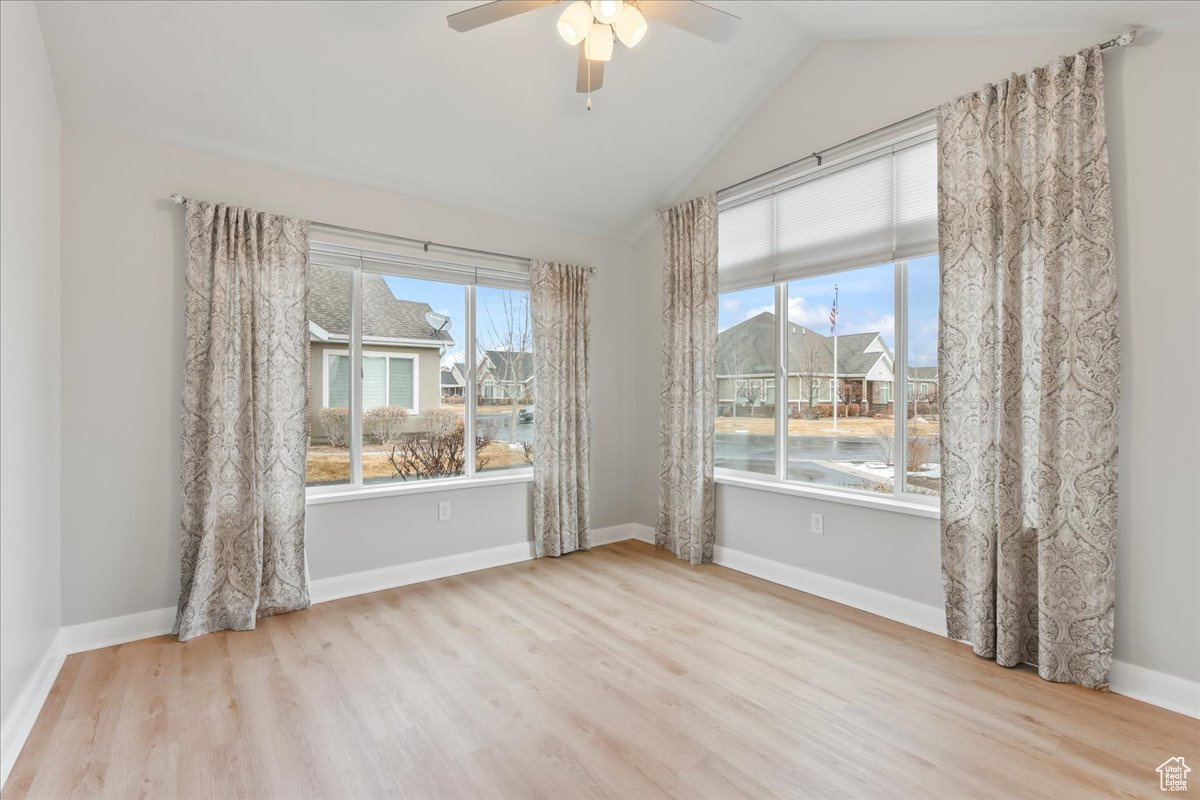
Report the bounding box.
[306,243,534,502]
[714,258,939,515]
[322,349,419,414]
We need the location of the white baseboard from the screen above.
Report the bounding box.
[590,522,655,546]
[1108,660,1200,719]
[1,630,65,789]
[62,606,176,655]
[309,540,536,604]
[711,543,1198,719]
[712,544,948,636]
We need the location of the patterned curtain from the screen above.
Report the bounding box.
[174,200,311,641]
[937,47,1120,688]
[530,260,592,557]
[657,195,719,565]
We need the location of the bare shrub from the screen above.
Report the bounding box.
[319,408,350,447]
[907,435,934,472]
[364,405,409,444]
[873,430,895,466]
[387,409,494,479]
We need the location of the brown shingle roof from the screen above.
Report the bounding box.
[308,263,455,345]
[717,312,891,377]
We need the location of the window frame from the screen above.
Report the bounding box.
[714,258,939,512]
[322,349,419,414]
[306,244,533,502]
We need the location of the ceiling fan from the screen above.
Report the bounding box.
[447,1,741,108]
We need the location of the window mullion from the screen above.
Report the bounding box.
[775,281,788,482]
[350,264,364,487]
[465,283,477,479]
[893,260,908,494]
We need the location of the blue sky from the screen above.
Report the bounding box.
[382,275,529,367]
[717,255,940,367]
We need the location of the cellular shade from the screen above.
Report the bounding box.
[718,135,936,290]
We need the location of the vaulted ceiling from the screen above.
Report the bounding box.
[35,1,1199,238]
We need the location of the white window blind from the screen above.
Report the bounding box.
[718,133,936,290]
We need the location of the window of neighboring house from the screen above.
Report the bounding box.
[765,378,776,404]
[324,351,416,412]
[715,122,938,504]
[305,243,534,495]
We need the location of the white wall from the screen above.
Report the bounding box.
[0,1,62,723]
[59,125,635,625]
[633,33,1200,682]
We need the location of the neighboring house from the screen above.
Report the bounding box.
[478,349,533,404]
[717,311,937,416]
[441,361,466,399]
[308,263,454,441]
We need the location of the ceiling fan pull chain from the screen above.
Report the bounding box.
[586,56,592,110]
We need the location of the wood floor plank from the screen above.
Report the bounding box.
[3,540,1195,799]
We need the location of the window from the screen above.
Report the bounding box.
[716,284,777,475]
[715,124,937,504]
[475,286,533,474]
[905,255,940,496]
[324,351,416,412]
[305,242,534,493]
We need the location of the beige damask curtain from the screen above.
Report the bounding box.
[937,47,1120,688]
[657,195,718,565]
[530,260,592,557]
[174,200,311,642]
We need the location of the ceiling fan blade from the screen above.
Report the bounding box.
[447,1,555,33]
[638,0,741,44]
[576,44,605,93]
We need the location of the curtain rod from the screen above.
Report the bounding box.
[168,194,597,275]
[695,28,1139,209]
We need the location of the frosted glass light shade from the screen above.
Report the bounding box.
[584,23,613,62]
[557,1,593,46]
[613,4,647,48]
[590,0,623,25]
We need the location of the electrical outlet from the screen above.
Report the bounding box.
[811,512,824,535]
[438,501,451,521]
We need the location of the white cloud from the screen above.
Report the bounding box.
[440,350,464,368]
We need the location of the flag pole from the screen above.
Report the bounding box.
[831,285,838,432]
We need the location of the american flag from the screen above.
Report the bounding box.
[829,286,838,334]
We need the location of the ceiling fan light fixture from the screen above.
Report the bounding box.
[556,1,593,46]
[584,22,614,62]
[590,0,623,26]
[613,4,647,48]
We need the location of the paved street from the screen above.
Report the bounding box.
[716,432,915,489]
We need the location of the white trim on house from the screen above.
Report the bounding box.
[316,333,451,349]
[309,320,332,341]
[322,348,419,414]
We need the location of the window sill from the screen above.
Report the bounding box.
[306,470,534,506]
[714,470,940,519]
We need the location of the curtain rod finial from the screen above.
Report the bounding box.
[170,193,185,205]
[1116,29,1139,48]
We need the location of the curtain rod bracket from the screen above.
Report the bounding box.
[423,241,431,252]
[813,153,823,166]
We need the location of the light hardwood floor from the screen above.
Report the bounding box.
[4,540,1196,799]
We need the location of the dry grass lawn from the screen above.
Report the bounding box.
[306,441,530,485]
[717,415,940,438]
